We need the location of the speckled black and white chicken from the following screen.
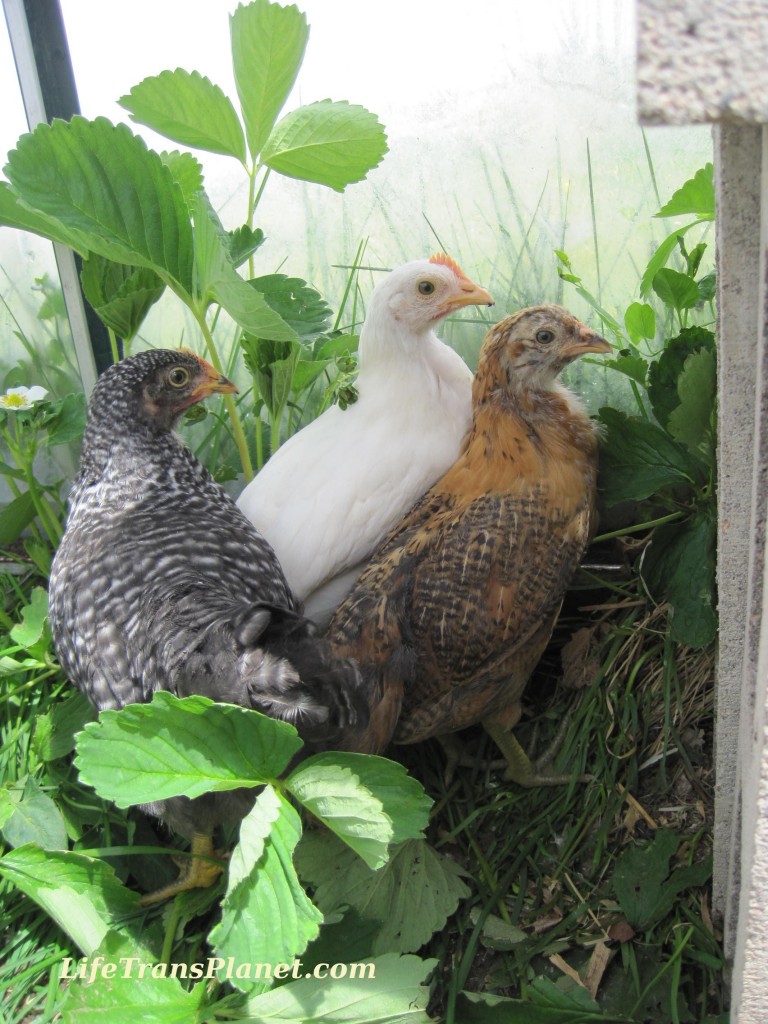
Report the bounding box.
[48,348,366,904]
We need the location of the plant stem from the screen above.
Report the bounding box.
[252,165,272,216]
[160,898,182,965]
[592,510,685,543]
[193,306,254,482]
[246,165,258,279]
[629,379,649,418]
[586,139,602,306]
[7,421,62,547]
[107,327,121,364]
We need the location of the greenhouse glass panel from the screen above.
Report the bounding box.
[53,0,711,409]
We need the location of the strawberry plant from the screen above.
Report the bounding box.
[557,164,717,648]
[0,0,387,481]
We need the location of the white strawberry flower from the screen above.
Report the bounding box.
[0,385,49,411]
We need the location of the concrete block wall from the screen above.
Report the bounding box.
[638,1,768,1018]
[638,0,768,124]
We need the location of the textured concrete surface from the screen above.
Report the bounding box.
[638,2,768,1017]
[638,0,768,124]
[712,124,765,950]
[730,127,768,1024]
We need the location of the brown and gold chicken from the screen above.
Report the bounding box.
[327,305,611,785]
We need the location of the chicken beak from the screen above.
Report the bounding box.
[191,362,239,400]
[438,279,495,317]
[561,325,612,362]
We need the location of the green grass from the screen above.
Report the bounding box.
[406,573,722,1021]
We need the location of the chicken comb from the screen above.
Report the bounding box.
[178,347,217,371]
[429,252,470,281]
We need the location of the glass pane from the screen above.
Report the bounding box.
[10,0,713,405]
[0,17,78,399]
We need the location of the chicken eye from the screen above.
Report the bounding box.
[418,280,436,296]
[168,366,190,388]
[536,329,556,344]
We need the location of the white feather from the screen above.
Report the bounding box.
[237,258,491,612]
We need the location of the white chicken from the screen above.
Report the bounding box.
[237,253,494,624]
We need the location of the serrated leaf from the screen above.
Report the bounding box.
[0,490,36,546]
[647,327,715,428]
[652,268,700,312]
[0,181,94,253]
[598,407,696,505]
[160,150,205,202]
[216,273,300,342]
[456,979,608,1023]
[286,760,392,869]
[624,301,656,344]
[667,347,716,463]
[231,0,309,158]
[612,830,712,931]
[34,690,96,761]
[641,513,717,648]
[10,585,49,656]
[75,692,303,806]
[639,222,708,298]
[316,332,359,359]
[289,752,431,847]
[656,163,715,219]
[81,256,165,340]
[242,335,302,423]
[5,117,194,291]
[300,908,381,973]
[229,224,266,268]
[263,100,388,192]
[120,69,246,162]
[210,786,322,989]
[61,932,205,1024]
[605,351,648,386]
[42,391,87,447]
[191,193,297,342]
[296,832,469,954]
[0,778,68,850]
[697,270,716,303]
[243,952,436,1023]
[682,240,707,279]
[0,845,140,955]
[291,358,333,395]
[251,273,333,338]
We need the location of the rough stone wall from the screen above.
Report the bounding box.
[638,0,768,124]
